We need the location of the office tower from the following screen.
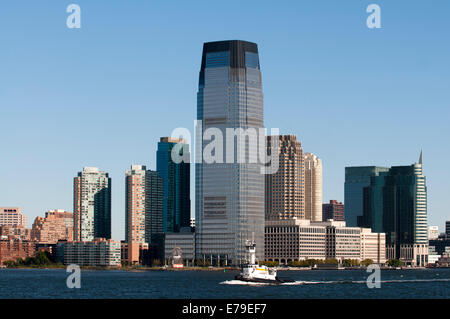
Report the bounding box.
[0,207,27,227]
[344,166,389,227]
[157,137,190,233]
[446,221,450,237]
[73,167,111,241]
[304,152,322,221]
[31,210,73,243]
[265,135,304,220]
[357,154,428,266]
[322,200,345,221]
[196,40,264,265]
[125,165,163,244]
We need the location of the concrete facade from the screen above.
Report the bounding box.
[322,200,344,222]
[74,167,111,241]
[0,239,35,264]
[31,210,73,244]
[57,238,121,267]
[304,153,322,222]
[164,229,196,266]
[265,219,386,264]
[265,135,305,220]
[0,207,27,227]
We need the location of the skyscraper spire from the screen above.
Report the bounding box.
[419,150,423,165]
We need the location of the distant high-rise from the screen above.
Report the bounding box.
[357,154,428,266]
[0,207,27,227]
[125,165,163,244]
[428,226,439,240]
[344,166,389,227]
[446,221,450,237]
[322,200,344,221]
[304,153,322,221]
[196,40,265,265]
[74,167,111,241]
[265,135,304,220]
[157,137,190,233]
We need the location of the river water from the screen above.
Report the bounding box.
[0,268,449,298]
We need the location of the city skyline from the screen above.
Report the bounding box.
[1,1,449,241]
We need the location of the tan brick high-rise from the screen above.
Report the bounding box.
[31,210,73,244]
[265,135,305,220]
[304,152,323,222]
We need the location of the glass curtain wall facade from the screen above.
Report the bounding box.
[157,137,191,233]
[358,159,428,266]
[344,166,389,227]
[196,40,265,265]
[359,164,428,243]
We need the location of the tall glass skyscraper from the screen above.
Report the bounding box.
[73,167,111,241]
[157,137,190,233]
[357,157,428,265]
[344,166,389,227]
[196,40,265,265]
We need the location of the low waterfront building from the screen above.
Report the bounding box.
[164,228,195,266]
[265,219,326,263]
[427,252,440,265]
[0,238,35,264]
[436,253,450,267]
[265,219,386,264]
[360,228,386,264]
[57,238,121,267]
[121,241,149,265]
[0,225,31,241]
[429,236,450,256]
[321,220,361,261]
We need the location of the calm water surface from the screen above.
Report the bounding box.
[0,268,449,298]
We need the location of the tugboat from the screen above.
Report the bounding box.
[234,241,293,284]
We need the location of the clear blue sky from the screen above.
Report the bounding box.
[0,1,449,240]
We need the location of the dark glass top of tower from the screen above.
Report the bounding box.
[201,40,258,70]
[199,40,259,85]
